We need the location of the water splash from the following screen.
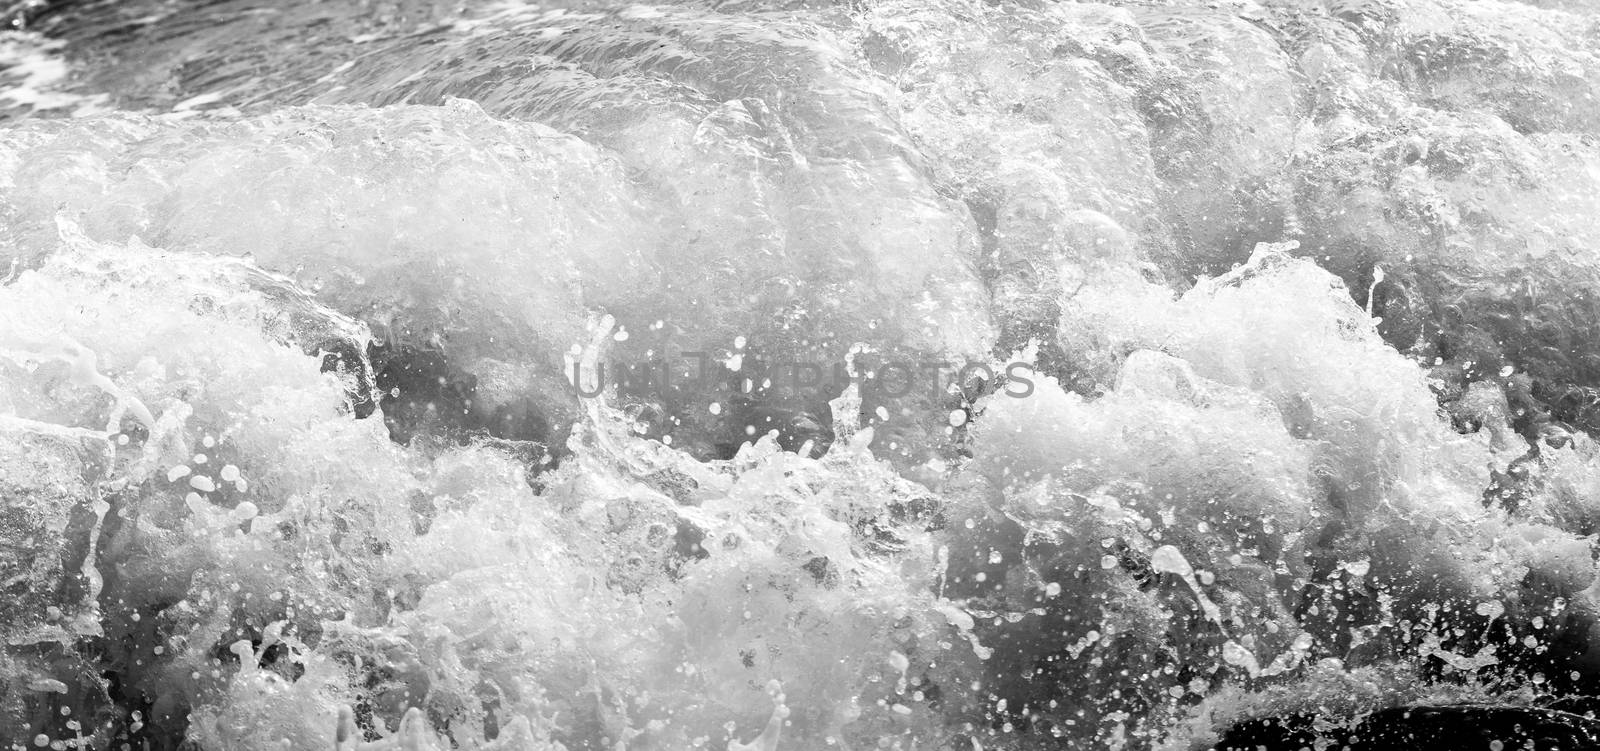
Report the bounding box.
[3,0,1600,749]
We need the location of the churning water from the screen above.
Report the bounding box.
[3,0,1600,748]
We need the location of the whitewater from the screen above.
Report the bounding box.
[2,0,1600,748]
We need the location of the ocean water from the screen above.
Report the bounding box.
[2,0,1600,748]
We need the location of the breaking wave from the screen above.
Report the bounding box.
[4,0,1600,748]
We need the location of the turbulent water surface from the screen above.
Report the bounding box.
[4,0,1600,748]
